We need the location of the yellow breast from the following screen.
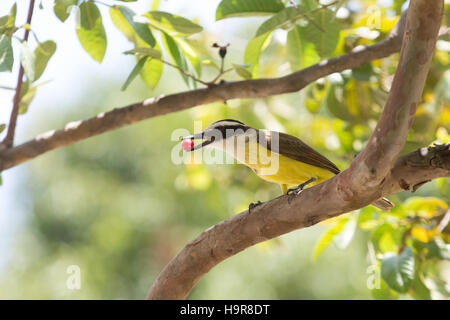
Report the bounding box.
[237,141,336,188]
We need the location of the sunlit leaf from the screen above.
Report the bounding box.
[152,0,160,10]
[174,38,202,77]
[121,56,147,91]
[34,40,56,81]
[0,124,5,134]
[143,11,203,37]
[232,64,252,79]
[140,43,163,89]
[411,226,432,243]
[313,217,349,260]
[0,34,13,72]
[110,6,155,47]
[216,0,284,20]
[53,0,76,22]
[0,3,17,36]
[244,32,271,76]
[76,2,107,62]
[333,218,356,250]
[371,223,398,253]
[381,246,415,293]
[124,47,162,59]
[162,32,189,85]
[20,41,35,82]
[19,85,37,114]
[404,197,448,217]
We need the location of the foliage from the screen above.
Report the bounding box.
[0,0,449,299]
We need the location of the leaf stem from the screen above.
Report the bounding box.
[1,0,36,149]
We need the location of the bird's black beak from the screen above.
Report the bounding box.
[182,131,216,151]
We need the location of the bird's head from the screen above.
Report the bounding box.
[182,119,253,152]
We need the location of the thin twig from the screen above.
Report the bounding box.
[160,59,210,86]
[1,0,36,149]
[0,86,15,91]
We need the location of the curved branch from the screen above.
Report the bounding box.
[0,11,408,171]
[147,144,449,300]
[146,0,444,299]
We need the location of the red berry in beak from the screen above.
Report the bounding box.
[182,139,194,151]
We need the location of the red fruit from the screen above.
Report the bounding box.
[182,139,194,151]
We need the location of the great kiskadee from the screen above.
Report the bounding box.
[182,119,393,211]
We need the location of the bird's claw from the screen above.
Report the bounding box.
[248,200,262,212]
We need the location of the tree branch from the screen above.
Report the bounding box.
[147,144,449,300]
[1,0,36,149]
[145,0,444,299]
[0,10,408,172]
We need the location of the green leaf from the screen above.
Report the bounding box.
[303,9,340,57]
[34,40,56,81]
[216,0,284,20]
[139,43,163,89]
[174,38,201,77]
[76,2,107,62]
[325,84,354,121]
[140,58,163,89]
[121,56,147,91]
[255,7,300,37]
[143,11,203,36]
[381,246,415,293]
[115,0,138,2]
[19,85,37,114]
[371,278,399,300]
[371,223,398,253]
[124,47,162,59]
[244,32,271,77]
[162,32,189,85]
[232,64,252,79]
[313,217,350,260]
[20,41,35,82]
[0,34,14,72]
[151,0,160,10]
[0,124,5,134]
[286,25,319,71]
[0,3,17,36]
[53,0,76,22]
[111,6,155,47]
[410,274,432,300]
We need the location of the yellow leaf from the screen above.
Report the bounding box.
[411,226,430,243]
[404,197,448,217]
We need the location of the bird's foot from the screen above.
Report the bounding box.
[286,178,317,204]
[248,200,262,212]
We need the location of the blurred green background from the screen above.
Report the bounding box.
[0,0,448,299]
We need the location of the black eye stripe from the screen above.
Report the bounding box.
[216,125,250,137]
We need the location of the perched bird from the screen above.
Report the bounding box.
[182,119,393,211]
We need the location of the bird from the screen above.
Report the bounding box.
[182,119,393,211]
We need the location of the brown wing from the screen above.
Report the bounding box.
[263,130,340,174]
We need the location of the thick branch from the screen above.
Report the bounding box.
[146,0,444,299]
[0,12,407,171]
[147,144,450,300]
[350,0,443,189]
